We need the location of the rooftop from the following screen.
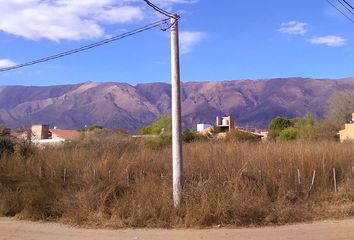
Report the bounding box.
[50,129,81,140]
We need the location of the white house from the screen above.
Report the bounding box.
[197,124,212,132]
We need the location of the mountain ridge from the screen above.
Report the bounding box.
[1,77,353,133]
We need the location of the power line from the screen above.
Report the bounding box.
[342,0,354,11]
[338,0,354,16]
[326,0,354,23]
[0,18,169,72]
[143,0,179,19]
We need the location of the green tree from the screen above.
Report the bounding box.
[138,115,172,135]
[292,113,317,140]
[268,117,293,139]
[277,128,298,141]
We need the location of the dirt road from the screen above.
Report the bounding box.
[1,217,354,240]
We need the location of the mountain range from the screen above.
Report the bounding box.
[0,77,353,133]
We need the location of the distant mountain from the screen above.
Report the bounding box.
[0,77,353,133]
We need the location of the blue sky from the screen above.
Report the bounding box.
[0,0,353,86]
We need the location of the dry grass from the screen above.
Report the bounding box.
[1,135,354,228]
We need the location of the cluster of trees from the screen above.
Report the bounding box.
[268,114,315,141]
[267,114,342,141]
[267,90,354,141]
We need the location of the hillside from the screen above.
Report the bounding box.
[0,77,353,133]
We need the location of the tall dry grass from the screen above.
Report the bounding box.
[1,135,354,228]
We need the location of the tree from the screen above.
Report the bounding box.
[314,120,339,141]
[292,113,317,140]
[138,115,172,135]
[268,117,293,139]
[326,90,354,126]
[277,128,298,141]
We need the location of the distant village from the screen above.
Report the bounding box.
[3,113,354,145]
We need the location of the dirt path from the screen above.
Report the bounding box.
[1,217,354,240]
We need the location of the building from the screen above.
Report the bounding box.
[31,124,50,140]
[29,124,80,145]
[260,131,268,141]
[50,129,81,141]
[197,123,212,132]
[339,113,354,142]
[215,116,235,132]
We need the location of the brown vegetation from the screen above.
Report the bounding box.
[1,132,354,228]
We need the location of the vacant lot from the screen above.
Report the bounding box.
[1,134,354,228]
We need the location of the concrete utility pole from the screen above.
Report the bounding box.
[170,15,183,208]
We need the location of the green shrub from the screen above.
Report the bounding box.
[268,117,293,139]
[183,129,196,143]
[277,128,298,141]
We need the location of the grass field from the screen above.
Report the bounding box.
[1,133,354,228]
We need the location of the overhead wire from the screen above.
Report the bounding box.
[342,0,354,11]
[0,18,169,72]
[142,0,179,19]
[326,0,354,23]
[0,0,179,73]
[338,0,354,16]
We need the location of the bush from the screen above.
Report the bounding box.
[0,137,15,158]
[182,129,196,143]
[277,128,298,141]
